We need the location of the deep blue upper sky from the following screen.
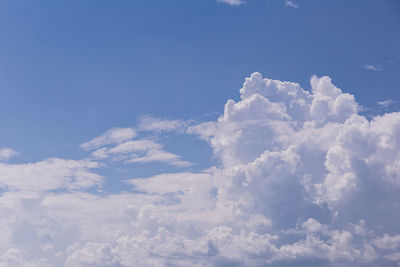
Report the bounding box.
[1,0,399,165]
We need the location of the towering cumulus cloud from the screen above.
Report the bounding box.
[1,73,400,266]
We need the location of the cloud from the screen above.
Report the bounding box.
[0,148,18,161]
[285,0,299,8]
[361,64,381,71]
[1,73,400,266]
[127,172,213,196]
[216,0,244,6]
[80,128,136,151]
[126,149,192,167]
[138,115,188,133]
[377,99,395,108]
[91,139,192,167]
[82,125,191,167]
[0,158,102,193]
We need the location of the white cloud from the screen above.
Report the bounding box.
[80,127,136,151]
[384,252,400,261]
[91,139,191,167]
[361,64,381,71]
[0,148,18,161]
[81,125,191,167]
[377,99,395,108]
[216,0,244,6]
[138,115,188,133]
[0,158,102,193]
[285,0,299,9]
[373,234,400,250]
[109,139,162,154]
[1,73,400,266]
[127,149,192,167]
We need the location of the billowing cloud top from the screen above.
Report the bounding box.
[1,73,400,266]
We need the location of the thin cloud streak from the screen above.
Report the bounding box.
[216,0,244,6]
[361,64,381,71]
[285,0,299,9]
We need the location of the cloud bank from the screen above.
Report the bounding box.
[1,73,400,266]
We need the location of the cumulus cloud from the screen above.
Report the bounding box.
[373,234,400,250]
[1,73,400,266]
[80,128,136,151]
[0,158,102,193]
[0,148,18,161]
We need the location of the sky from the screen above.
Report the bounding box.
[0,0,400,266]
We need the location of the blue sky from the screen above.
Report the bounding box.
[1,0,399,164]
[1,1,400,266]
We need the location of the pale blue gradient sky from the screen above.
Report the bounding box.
[1,0,399,178]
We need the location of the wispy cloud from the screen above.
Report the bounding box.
[127,149,192,167]
[377,99,396,108]
[361,64,381,71]
[88,134,192,167]
[80,128,136,151]
[138,115,188,133]
[285,0,299,9]
[216,0,244,6]
[0,148,18,161]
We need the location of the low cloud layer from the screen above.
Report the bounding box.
[1,73,399,266]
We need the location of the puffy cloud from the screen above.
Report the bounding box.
[0,158,102,193]
[187,72,399,264]
[65,242,121,267]
[0,148,18,161]
[80,128,136,151]
[1,72,400,266]
[373,234,400,250]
